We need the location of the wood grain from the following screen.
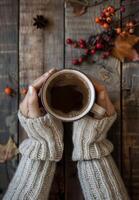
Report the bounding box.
[122,1,139,199]
[19,0,64,199]
[0,0,18,199]
[0,0,139,199]
[122,63,139,199]
[65,1,121,199]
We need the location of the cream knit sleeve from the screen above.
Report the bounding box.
[3,111,63,200]
[72,113,130,200]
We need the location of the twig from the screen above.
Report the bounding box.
[122,0,139,5]
[134,22,139,27]
[122,9,139,21]
[66,0,108,7]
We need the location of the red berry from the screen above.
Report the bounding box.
[115,27,122,34]
[80,43,86,49]
[103,23,110,29]
[4,87,13,95]
[96,43,104,49]
[91,49,96,55]
[79,38,85,44]
[85,49,90,55]
[78,57,84,64]
[105,11,110,17]
[108,6,115,14]
[72,59,79,65]
[128,21,134,28]
[120,6,125,13]
[101,12,106,18]
[103,8,107,13]
[95,17,100,23]
[66,38,73,45]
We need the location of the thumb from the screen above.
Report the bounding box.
[28,86,42,118]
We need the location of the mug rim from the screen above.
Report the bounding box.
[41,69,95,122]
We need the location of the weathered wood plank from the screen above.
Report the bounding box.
[19,0,64,199]
[0,0,18,199]
[122,63,139,199]
[20,0,64,88]
[65,1,121,199]
[1,0,139,198]
[122,1,139,199]
[64,123,83,200]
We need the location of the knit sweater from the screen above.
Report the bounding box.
[3,111,63,200]
[3,110,129,200]
[72,113,130,200]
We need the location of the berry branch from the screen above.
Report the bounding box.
[66,4,139,65]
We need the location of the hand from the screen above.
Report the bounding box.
[19,69,57,118]
[89,77,116,116]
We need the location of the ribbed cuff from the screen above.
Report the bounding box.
[72,113,117,161]
[18,110,63,161]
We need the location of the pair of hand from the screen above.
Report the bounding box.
[20,69,115,119]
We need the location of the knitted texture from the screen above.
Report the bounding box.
[3,111,63,200]
[72,113,130,200]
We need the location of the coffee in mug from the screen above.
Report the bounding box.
[41,69,105,121]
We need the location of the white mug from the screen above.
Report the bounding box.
[41,69,105,122]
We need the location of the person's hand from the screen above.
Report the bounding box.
[89,77,116,116]
[19,69,57,118]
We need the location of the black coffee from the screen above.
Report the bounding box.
[50,85,83,113]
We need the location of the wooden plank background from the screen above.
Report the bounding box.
[0,0,18,198]
[0,0,139,199]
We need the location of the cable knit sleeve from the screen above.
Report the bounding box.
[3,111,63,200]
[72,113,117,161]
[72,113,130,200]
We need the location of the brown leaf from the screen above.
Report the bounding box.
[69,2,87,16]
[0,137,19,163]
[112,33,139,62]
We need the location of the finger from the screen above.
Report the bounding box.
[32,68,57,90]
[96,90,107,109]
[87,75,106,93]
[92,79,106,92]
[19,93,29,117]
[105,94,116,116]
[28,86,42,118]
[96,90,115,116]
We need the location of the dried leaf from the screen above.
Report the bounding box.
[0,137,19,163]
[112,33,139,62]
[68,2,87,16]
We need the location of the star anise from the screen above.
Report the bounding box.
[33,15,48,29]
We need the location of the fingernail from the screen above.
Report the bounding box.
[44,69,56,77]
[49,69,54,72]
[48,68,56,74]
[29,86,34,95]
[50,68,56,72]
